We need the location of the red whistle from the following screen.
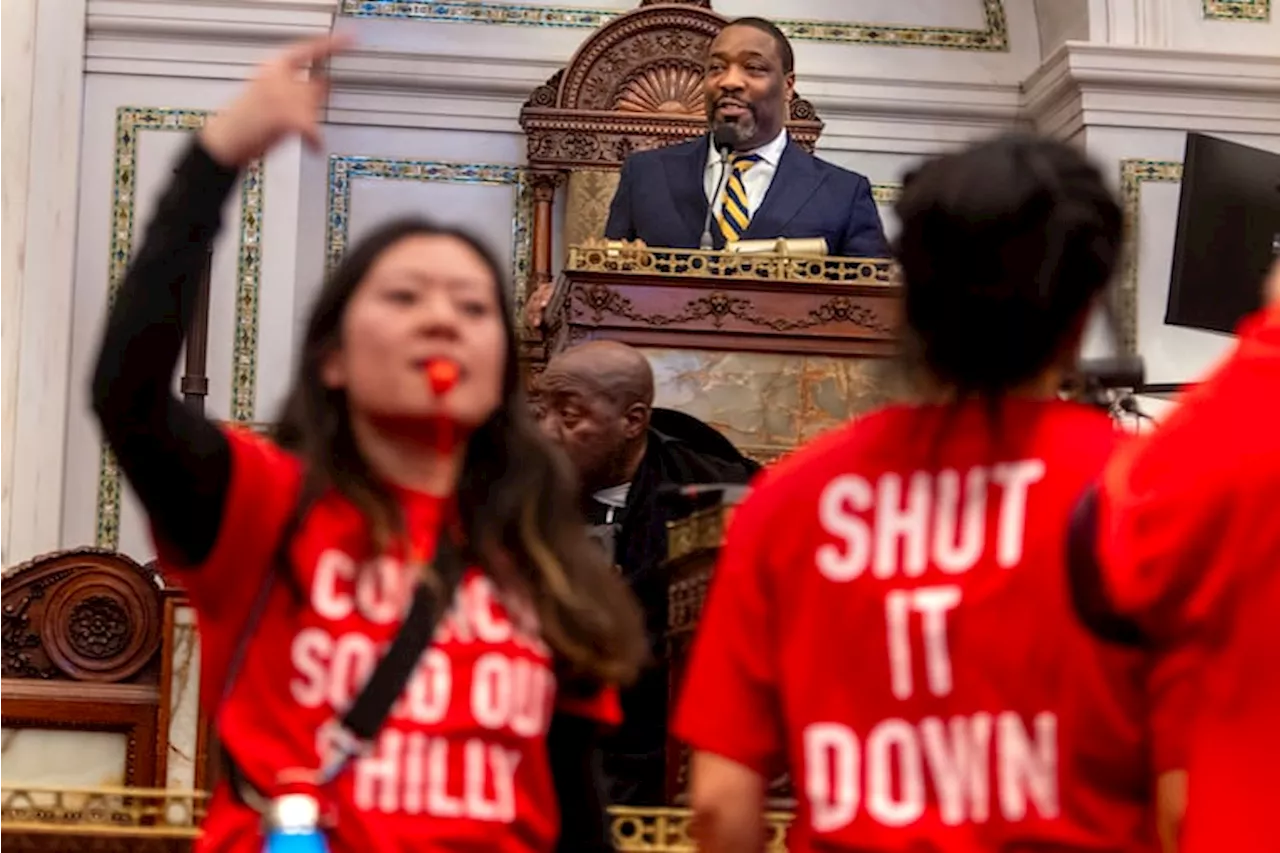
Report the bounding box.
[423,358,460,454]
[424,358,460,396]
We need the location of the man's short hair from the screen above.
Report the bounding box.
[725,16,795,76]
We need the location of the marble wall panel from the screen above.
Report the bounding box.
[165,605,201,791]
[0,728,128,809]
[643,348,893,461]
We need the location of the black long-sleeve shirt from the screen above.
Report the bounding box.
[92,141,235,565]
[90,139,612,851]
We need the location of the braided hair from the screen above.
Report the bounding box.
[893,134,1124,397]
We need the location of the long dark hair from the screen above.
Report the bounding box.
[893,134,1124,397]
[274,218,645,688]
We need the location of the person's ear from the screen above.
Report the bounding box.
[622,402,650,440]
[784,72,795,103]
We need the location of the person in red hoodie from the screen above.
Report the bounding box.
[90,36,645,852]
[673,134,1160,852]
[1070,260,1280,853]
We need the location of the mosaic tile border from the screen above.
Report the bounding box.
[95,108,265,550]
[871,183,902,205]
[232,168,264,423]
[1119,158,1183,357]
[340,0,1011,50]
[325,155,534,312]
[1202,0,1270,21]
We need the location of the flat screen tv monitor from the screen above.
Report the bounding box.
[1166,133,1280,335]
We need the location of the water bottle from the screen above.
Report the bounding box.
[262,793,329,853]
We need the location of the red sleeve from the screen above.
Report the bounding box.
[1097,306,1280,636]
[557,684,622,728]
[155,426,301,626]
[672,481,783,776]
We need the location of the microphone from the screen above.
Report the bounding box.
[655,482,752,503]
[699,125,737,250]
[1116,394,1154,423]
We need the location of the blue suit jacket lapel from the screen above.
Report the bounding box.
[744,140,826,241]
[661,137,712,247]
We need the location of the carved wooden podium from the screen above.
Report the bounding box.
[544,241,900,358]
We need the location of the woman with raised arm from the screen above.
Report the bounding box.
[673,135,1165,853]
[91,36,644,853]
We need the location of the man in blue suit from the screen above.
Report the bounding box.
[604,17,888,258]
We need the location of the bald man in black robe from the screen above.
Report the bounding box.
[535,341,760,805]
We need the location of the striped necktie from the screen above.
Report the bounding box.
[716,153,763,243]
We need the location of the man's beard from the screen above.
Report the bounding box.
[706,101,756,148]
[710,119,753,148]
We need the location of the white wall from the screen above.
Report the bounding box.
[1024,2,1280,384]
[60,74,308,558]
[1036,0,1090,56]
[4,0,87,565]
[1166,0,1280,53]
[6,0,1280,564]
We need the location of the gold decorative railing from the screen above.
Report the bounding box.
[611,806,793,851]
[666,503,733,564]
[1,787,792,851]
[1,786,206,838]
[566,239,895,285]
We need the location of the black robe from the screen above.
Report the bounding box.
[594,408,760,805]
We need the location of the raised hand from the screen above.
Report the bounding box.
[200,34,352,168]
[523,282,554,331]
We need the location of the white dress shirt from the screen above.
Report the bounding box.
[703,128,788,223]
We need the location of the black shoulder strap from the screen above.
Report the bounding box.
[219,503,466,804]
[339,533,464,741]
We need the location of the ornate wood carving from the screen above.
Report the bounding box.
[3,548,163,684]
[546,268,900,358]
[577,285,894,335]
[2,549,169,791]
[529,169,564,295]
[522,3,822,166]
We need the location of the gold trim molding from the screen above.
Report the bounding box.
[1119,159,1183,356]
[340,0,1011,50]
[566,241,896,285]
[95,108,264,551]
[0,787,794,851]
[1,786,207,837]
[666,503,730,564]
[872,183,902,205]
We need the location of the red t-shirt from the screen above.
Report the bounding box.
[159,428,619,853]
[675,399,1156,853]
[1095,306,1280,853]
